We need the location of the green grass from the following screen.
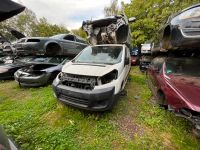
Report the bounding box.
[0,67,199,150]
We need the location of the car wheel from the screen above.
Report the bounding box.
[46,43,62,56]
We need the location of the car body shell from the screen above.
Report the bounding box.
[160,3,200,51]
[13,34,88,56]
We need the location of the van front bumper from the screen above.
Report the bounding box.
[52,81,116,111]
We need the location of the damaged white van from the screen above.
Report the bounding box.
[52,44,131,111]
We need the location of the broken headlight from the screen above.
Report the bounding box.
[100,70,118,85]
[54,72,63,84]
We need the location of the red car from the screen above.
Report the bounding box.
[131,55,139,65]
[147,57,200,136]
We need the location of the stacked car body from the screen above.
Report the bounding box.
[146,4,200,136]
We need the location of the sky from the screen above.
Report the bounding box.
[13,0,130,30]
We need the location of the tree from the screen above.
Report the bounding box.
[0,8,37,40]
[71,28,87,39]
[32,18,69,37]
[104,0,120,17]
[0,8,69,40]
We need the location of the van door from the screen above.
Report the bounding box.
[122,46,131,88]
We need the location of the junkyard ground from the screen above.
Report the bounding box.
[0,67,199,150]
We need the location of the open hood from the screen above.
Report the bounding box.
[0,0,25,22]
[9,28,26,39]
[82,14,133,47]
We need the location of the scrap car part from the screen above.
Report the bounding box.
[82,14,132,47]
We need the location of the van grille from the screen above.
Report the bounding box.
[61,73,97,90]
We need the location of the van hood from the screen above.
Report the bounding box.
[62,62,116,77]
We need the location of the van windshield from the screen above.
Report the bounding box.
[74,46,123,65]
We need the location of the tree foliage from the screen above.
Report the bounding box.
[33,18,69,37]
[104,0,120,17]
[124,0,200,47]
[0,8,69,41]
[71,28,87,39]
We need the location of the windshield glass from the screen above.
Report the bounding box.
[74,46,123,65]
[165,58,200,77]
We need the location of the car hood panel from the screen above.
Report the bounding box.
[168,75,200,111]
[62,62,115,77]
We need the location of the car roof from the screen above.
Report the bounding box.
[170,3,200,19]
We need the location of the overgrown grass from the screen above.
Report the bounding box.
[0,67,199,150]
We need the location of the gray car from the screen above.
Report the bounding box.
[12,33,88,56]
[14,57,71,87]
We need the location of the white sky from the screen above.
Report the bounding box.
[13,0,130,30]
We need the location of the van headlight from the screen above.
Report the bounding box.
[54,72,63,84]
[100,70,118,84]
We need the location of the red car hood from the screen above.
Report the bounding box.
[166,75,200,111]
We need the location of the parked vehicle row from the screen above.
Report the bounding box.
[145,3,200,137]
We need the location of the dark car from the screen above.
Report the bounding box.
[139,55,153,72]
[0,57,64,80]
[147,57,200,136]
[12,32,88,56]
[0,57,34,80]
[160,4,200,51]
[14,57,71,87]
[130,48,139,65]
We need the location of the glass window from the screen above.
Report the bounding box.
[166,58,200,76]
[74,46,123,65]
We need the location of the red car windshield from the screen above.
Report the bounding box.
[165,58,200,77]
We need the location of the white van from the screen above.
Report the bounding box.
[52,44,131,111]
[141,43,152,54]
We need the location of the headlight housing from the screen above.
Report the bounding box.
[100,70,118,85]
[54,72,63,84]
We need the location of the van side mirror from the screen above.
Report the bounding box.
[128,17,136,23]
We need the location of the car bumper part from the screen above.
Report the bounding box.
[14,71,51,87]
[52,80,116,111]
